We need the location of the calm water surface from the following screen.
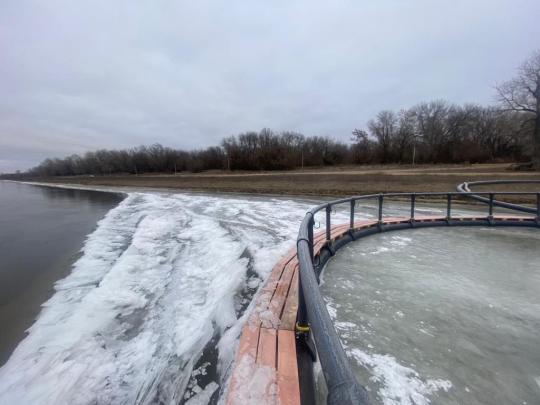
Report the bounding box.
[0,181,123,365]
[322,226,540,405]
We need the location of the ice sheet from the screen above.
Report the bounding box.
[0,192,314,404]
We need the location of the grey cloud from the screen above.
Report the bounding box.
[1,0,539,171]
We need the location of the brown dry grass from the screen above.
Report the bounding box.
[30,163,540,201]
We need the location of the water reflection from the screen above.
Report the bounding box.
[0,181,123,365]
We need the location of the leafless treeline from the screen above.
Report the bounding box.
[351,101,530,165]
[21,99,532,177]
[25,131,349,176]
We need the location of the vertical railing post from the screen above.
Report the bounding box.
[410,193,416,226]
[378,194,384,226]
[536,193,540,225]
[308,214,314,263]
[326,204,331,242]
[446,194,452,222]
[488,193,495,225]
[350,199,355,230]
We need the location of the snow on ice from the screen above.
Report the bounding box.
[0,192,313,405]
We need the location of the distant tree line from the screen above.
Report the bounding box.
[19,104,528,178]
[350,102,530,165]
[18,103,532,177]
[23,131,350,176]
[6,50,538,177]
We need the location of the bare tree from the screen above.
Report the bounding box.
[395,109,416,163]
[496,50,540,167]
[368,110,397,163]
[351,129,375,164]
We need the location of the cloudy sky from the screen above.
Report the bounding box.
[1,0,539,172]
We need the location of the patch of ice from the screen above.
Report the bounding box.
[371,246,391,255]
[390,236,412,246]
[258,309,281,329]
[325,297,338,320]
[417,328,435,338]
[335,321,357,330]
[225,355,277,404]
[350,349,452,405]
[415,208,443,214]
[185,382,219,405]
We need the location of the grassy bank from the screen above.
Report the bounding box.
[22,164,540,200]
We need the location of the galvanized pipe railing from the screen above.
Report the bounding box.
[296,188,540,405]
[457,180,540,214]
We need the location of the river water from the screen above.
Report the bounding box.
[0,181,123,366]
[321,226,540,405]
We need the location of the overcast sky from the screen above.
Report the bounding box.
[1,0,539,172]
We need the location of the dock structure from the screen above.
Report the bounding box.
[226,186,540,405]
[226,211,537,405]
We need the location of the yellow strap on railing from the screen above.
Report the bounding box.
[295,322,310,333]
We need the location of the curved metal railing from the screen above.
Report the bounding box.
[296,186,540,405]
[457,180,540,214]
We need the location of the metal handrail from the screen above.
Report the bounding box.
[296,186,540,405]
[457,180,540,214]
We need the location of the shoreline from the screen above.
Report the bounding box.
[9,180,521,208]
[0,182,123,366]
[9,163,539,204]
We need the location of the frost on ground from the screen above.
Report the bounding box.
[0,192,321,405]
[224,354,277,404]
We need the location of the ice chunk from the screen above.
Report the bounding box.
[185,382,219,405]
[350,349,451,405]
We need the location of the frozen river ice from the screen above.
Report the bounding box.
[321,226,540,405]
[0,189,320,405]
